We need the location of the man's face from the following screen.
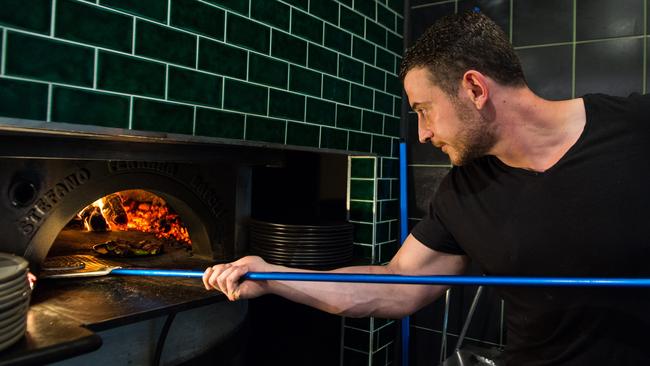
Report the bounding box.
[403,67,496,166]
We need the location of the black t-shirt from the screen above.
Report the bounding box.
[412,93,650,365]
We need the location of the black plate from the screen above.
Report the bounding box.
[250,228,353,240]
[250,220,353,232]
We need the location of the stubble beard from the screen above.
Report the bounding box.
[447,97,497,166]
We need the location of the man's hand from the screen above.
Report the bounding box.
[202,256,273,301]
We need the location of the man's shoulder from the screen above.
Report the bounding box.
[583,92,650,116]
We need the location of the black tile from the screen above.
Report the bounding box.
[195,108,245,139]
[512,0,573,46]
[198,39,247,79]
[517,45,572,100]
[132,98,193,134]
[0,0,51,34]
[576,0,643,41]
[168,67,222,107]
[135,20,196,67]
[0,78,48,120]
[52,86,129,128]
[407,166,449,218]
[458,0,510,38]
[227,13,270,53]
[409,2,454,46]
[406,112,449,164]
[575,38,643,97]
[5,32,93,87]
[245,115,286,144]
[170,0,225,40]
[56,0,132,52]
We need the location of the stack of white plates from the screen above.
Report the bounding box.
[0,253,30,352]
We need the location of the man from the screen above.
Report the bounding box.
[204,12,650,365]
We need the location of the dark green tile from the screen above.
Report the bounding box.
[251,0,289,30]
[320,126,347,150]
[306,97,335,126]
[0,0,51,34]
[364,64,385,90]
[354,0,375,19]
[353,222,374,244]
[376,47,395,73]
[52,86,129,128]
[340,5,364,36]
[195,108,245,139]
[6,32,93,86]
[366,20,386,47]
[289,65,321,97]
[393,96,401,117]
[56,0,132,52]
[0,78,48,120]
[384,116,400,137]
[309,0,338,24]
[377,179,391,200]
[323,75,350,103]
[132,98,193,134]
[308,44,337,75]
[339,56,364,83]
[349,131,371,152]
[372,135,391,156]
[324,24,351,54]
[382,158,398,178]
[387,32,403,55]
[224,79,268,114]
[374,91,393,114]
[377,4,396,31]
[246,116,285,143]
[375,221,389,242]
[135,20,196,67]
[391,138,399,158]
[344,325,371,350]
[282,0,307,10]
[249,53,288,88]
[168,67,222,107]
[101,0,167,22]
[380,199,398,220]
[198,39,247,79]
[350,200,373,222]
[97,51,165,98]
[269,89,304,120]
[272,30,307,65]
[336,105,361,130]
[204,0,248,15]
[362,110,383,134]
[227,14,270,53]
[170,0,225,40]
[351,245,373,263]
[292,9,323,43]
[387,0,403,14]
[351,84,373,109]
[391,179,400,199]
[353,36,375,64]
[379,240,399,264]
[345,316,371,330]
[396,17,404,35]
[351,158,375,178]
[286,122,319,147]
[338,0,352,6]
[386,74,401,96]
[350,179,374,200]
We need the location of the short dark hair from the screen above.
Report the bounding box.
[399,12,526,95]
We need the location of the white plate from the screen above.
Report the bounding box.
[0,318,26,352]
[0,269,28,293]
[0,254,28,283]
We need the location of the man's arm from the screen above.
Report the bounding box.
[203,234,468,319]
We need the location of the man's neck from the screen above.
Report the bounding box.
[488,88,586,172]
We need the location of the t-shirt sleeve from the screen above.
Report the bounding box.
[410,188,466,256]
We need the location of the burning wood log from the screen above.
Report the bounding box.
[101,193,128,229]
[78,205,108,232]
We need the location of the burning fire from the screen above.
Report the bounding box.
[77,190,191,246]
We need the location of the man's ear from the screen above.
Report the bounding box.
[461,70,489,109]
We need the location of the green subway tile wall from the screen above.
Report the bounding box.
[0,0,401,156]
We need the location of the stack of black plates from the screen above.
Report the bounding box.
[250,219,353,268]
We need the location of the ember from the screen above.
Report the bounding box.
[75,190,191,246]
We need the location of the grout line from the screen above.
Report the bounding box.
[93,49,98,89]
[509,0,513,43]
[132,18,136,55]
[411,0,455,10]
[50,0,57,37]
[223,10,227,42]
[1,29,6,75]
[192,106,197,135]
[643,0,647,94]
[128,96,133,129]
[195,36,199,69]
[283,120,288,144]
[243,115,248,140]
[571,0,576,98]
[165,64,169,100]
[454,0,457,13]
[46,84,53,122]
[167,0,171,25]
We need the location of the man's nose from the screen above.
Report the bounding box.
[418,125,433,143]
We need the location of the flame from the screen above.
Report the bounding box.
[77,190,192,246]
